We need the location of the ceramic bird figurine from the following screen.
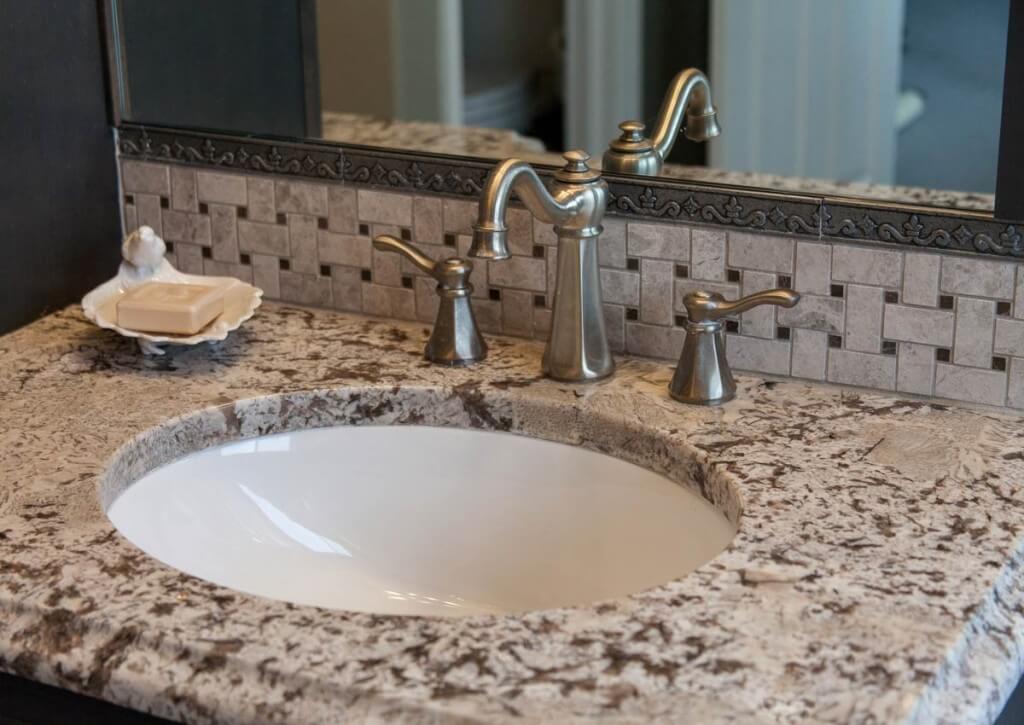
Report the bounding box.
[118,225,175,290]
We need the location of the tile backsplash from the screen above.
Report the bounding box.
[120,159,1024,410]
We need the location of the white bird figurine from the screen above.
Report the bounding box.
[118,226,175,290]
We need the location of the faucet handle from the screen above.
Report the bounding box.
[372,235,473,292]
[682,289,799,324]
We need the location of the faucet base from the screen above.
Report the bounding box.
[668,325,736,405]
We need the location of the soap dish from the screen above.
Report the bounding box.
[82,226,262,355]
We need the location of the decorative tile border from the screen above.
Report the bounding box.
[119,123,1024,260]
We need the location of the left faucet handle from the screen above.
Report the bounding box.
[372,235,439,278]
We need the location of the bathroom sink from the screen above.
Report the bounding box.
[107,426,735,617]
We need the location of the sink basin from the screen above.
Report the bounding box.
[107,425,735,617]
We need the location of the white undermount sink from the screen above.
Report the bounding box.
[107,426,735,617]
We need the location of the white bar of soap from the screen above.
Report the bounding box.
[116,282,225,335]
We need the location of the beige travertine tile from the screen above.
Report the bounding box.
[934,363,1006,406]
[534,217,557,246]
[1008,357,1024,409]
[414,276,438,322]
[740,270,778,338]
[626,322,686,360]
[725,335,791,375]
[727,232,793,273]
[175,242,204,274]
[639,259,674,325]
[953,297,995,368]
[328,187,358,234]
[777,294,844,334]
[238,220,288,256]
[202,259,252,282]
[598,218,627,268]
[443,198,477,234]
[277,181,328,217]
[280,271,332,307]
[488,256,546,292]
[827,349,896,390]
[599,269,640,306]
[1016,266,1024,319]
[252,254,280,298]
[627,222,690,261]
[362,283,416,320]
[287,214,319,274]
[883,304,955,347]
[329,266,363,313]
[162,210,212,245]
[534,306,552,338]
[844,284,883,353]
[691,228,727,281]
[897,342,935,396]
[901,253,941,307]
[135,194,163,236]
[247,178,276,222]
[603,304,625,353]
[170,167,197,212]
[506,208,534,256]
[994,317,1024,357]
[372,247,403,287]
[502,289,535,337]
[209,204,239,262]
[831,245,901,288]
[940,256,1016,298]
[196,171,247,206]
[412,196,442,244]
[317,231,371,268]
[790,329,827,380]
[473,298,502,334]
[794,242,831,295]
[122,160,169,195]
[123,203,137,234]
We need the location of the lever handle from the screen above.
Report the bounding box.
[372,235,437,277]
[373,235,474,290]
[683,289,799,323]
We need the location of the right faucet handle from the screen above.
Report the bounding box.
[682,289,799,324]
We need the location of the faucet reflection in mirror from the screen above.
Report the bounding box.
[603,68,720,176]
[472,151,613,383]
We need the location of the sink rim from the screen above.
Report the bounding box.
[99,384,745,620]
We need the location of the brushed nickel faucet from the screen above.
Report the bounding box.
[471,151,613,382]
[670,289,799,405]
[603,68,720,176]
[372,235,486,366]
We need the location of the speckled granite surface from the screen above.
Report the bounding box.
[2,302,1024,724]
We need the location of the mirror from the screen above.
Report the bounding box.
[112,0,1009,211]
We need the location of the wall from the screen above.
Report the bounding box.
[120,156,1024,411]
[316,0,394,117]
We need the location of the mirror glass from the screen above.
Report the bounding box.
[115,0,1009,210]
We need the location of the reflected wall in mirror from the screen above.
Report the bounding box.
[112,0,1009,210]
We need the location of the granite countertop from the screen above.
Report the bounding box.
[2,303,1024,724]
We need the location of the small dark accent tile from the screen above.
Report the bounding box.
[399,227,412,241]
[675,264,689,279]
[361,268,372,282]
[533,295,546,308]
[936,347,951,362]
[489,288,502,301]
[993,355,1007,371]
[318,217,328,230]
[725,319,739,333]
[320,264,332,277]
[444,233,457,247]
[239,253,250,265]
[201,246,211,259]
[776,326,791,340]
[674,314,688,327]
[237,206,248,219]
[830,284,845,298]
[279,258,290,271]
[884,290,899,304]
[727,268,741,283]
[124,194,134,205]
[939,295,954,310]
[159,196,169,209]
[626,307,639,321]
[881,340,897,355]
[626,257,640,271]
[199,202,209,215]
[532,245,545,258]
[165,241,174,253]
[401,275,413,289]
[997,301,1012,316]
[359,223,370,236]
[276,212,287,225]
[778,274,792,289]
[828,334,842,349]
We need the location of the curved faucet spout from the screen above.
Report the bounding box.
[471,159,580,260]
[649,68,719,162]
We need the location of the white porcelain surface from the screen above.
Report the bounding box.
[107,425,735,617]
